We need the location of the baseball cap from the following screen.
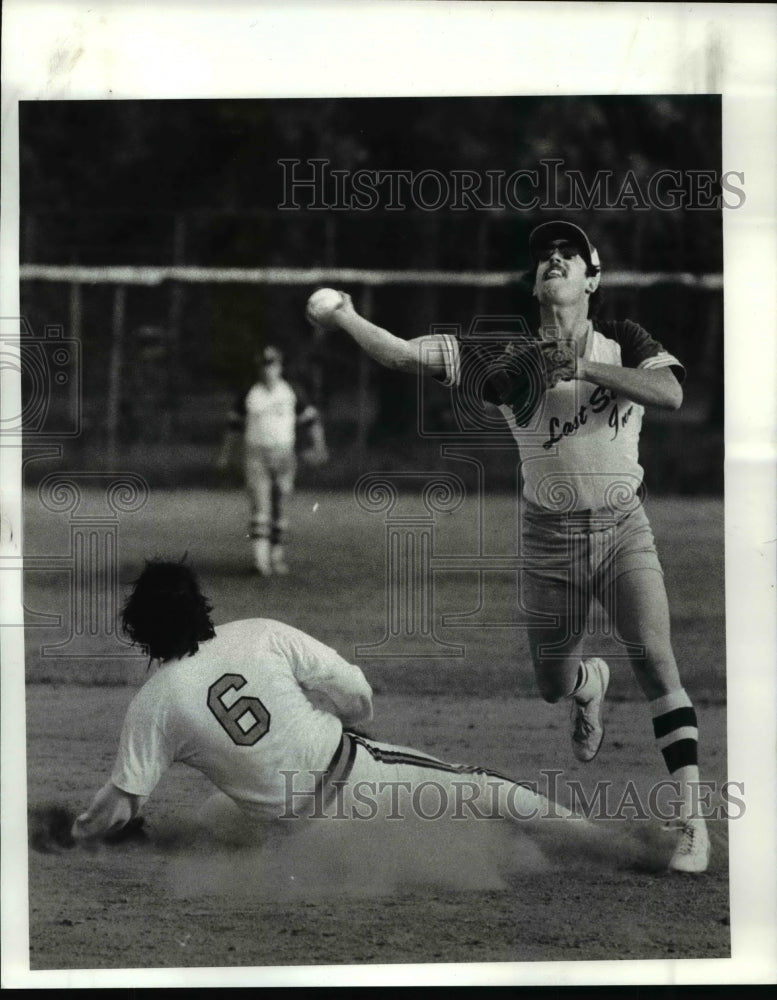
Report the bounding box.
[529,221,601,270]
[257,345,283,365]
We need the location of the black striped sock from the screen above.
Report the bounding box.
[650,689,699,774]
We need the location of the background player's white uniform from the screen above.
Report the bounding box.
[239,376,306,548]
[220,345,327,575]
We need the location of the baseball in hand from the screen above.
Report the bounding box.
[306,288,344,326]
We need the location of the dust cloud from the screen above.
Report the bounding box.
[155,793,670,902]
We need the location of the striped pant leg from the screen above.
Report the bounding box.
[327,734,574,824]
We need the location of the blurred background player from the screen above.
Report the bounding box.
[310,220,710,874]
[217,344,328,576]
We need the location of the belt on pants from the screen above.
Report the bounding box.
[524,500,637,532]
[314,731,359,808]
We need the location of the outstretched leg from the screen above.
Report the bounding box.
[321,733,643,871]
[611,566,710,873]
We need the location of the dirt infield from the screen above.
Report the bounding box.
[16,488,732,980]
[26,685,730,973]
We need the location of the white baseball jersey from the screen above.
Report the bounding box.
[436,319,684,512]
[109,619,373,818]
[231,379,319,452]
[243,380,298,449]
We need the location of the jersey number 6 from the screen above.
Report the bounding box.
[207,673,271,747]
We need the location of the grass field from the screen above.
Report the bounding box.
[21,486,726,701]
[18,485,731,982]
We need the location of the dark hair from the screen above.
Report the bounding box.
[585,262,603,321]
[121,557,216,661]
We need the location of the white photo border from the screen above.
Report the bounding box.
[2,0,775,989]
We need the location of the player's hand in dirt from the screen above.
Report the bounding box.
[29,804,148,853]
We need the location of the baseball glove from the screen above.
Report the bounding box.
[28,803,77,853]
[103,816,148,845]
[539,339,577,389]
[461,336,577,428]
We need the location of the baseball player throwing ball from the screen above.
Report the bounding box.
[38,558,631,862]
[304,220,710,874]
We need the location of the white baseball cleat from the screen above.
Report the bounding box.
[252,539,272,576]
[668,818,711,874]
[570,657,610,762]
[271,545,289,576]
